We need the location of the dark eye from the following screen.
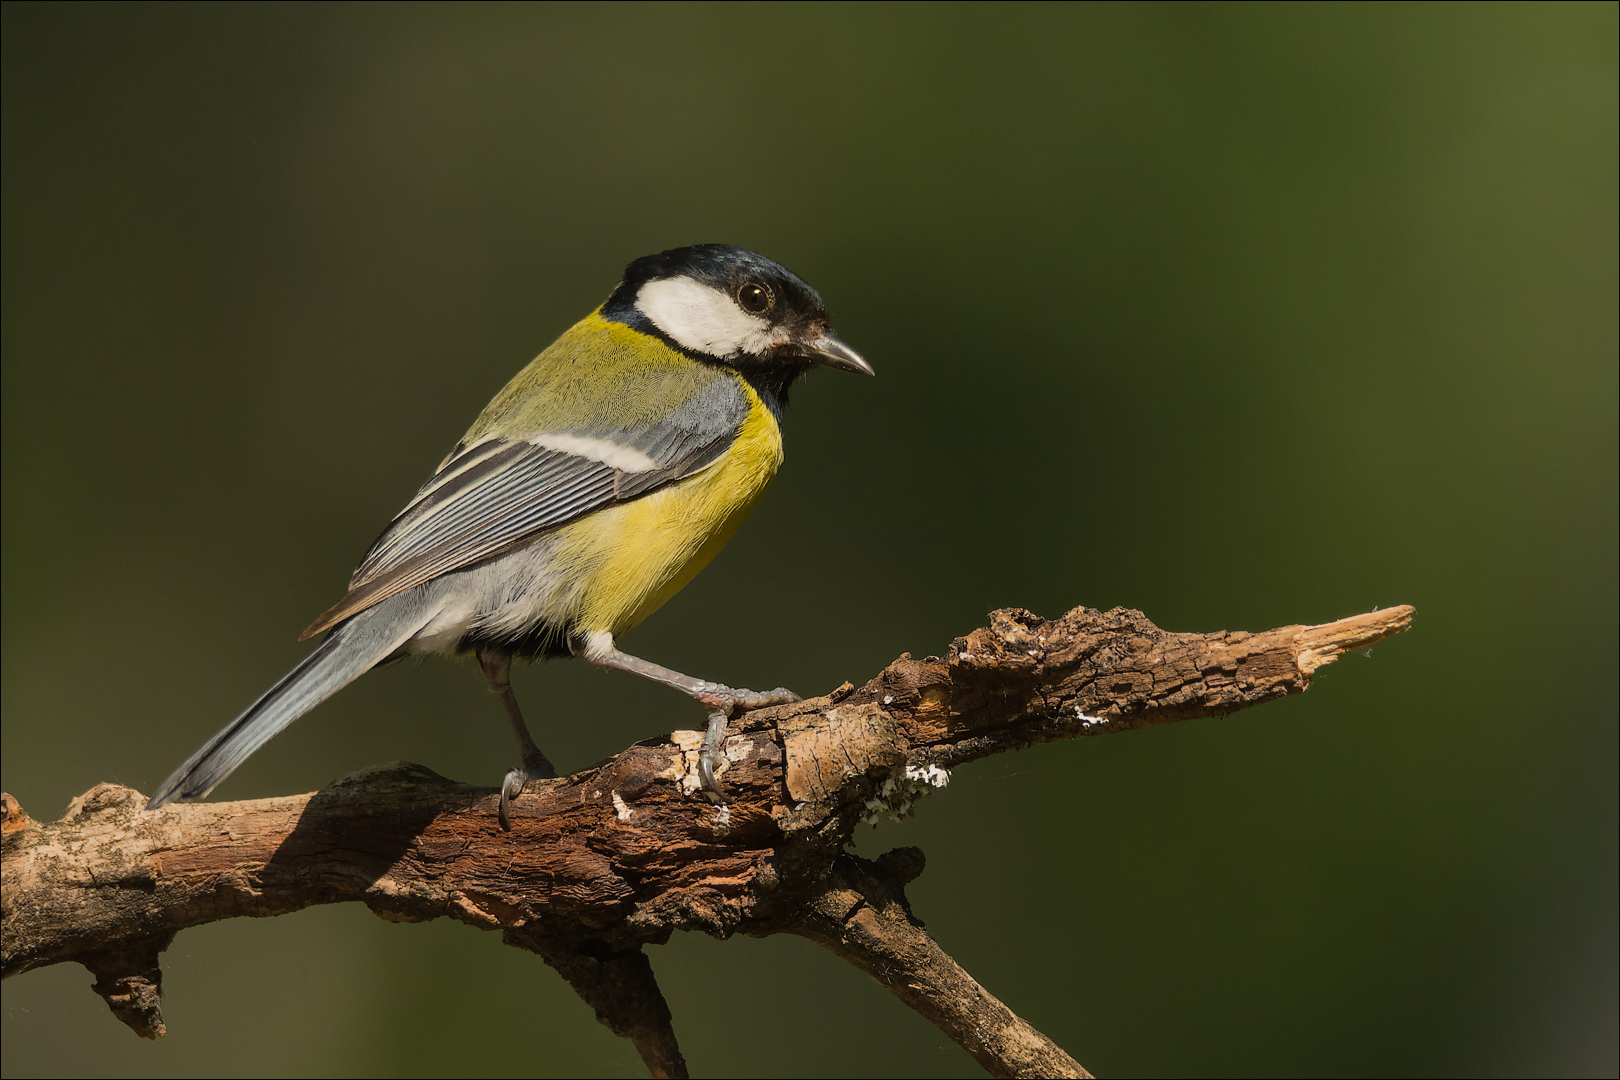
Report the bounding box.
[737,282,772,315]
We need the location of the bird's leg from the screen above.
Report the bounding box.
[477,648,557,830]
[571,631,799,802]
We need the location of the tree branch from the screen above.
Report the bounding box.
[504,930,689,1079]
[0,603,1413,1076]
[791,851,1093,1079]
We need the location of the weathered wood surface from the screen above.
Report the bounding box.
[1,603,1413,1078]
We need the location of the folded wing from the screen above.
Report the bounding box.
[300,372,750,639]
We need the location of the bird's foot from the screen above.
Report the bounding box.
[498,752,558,831]
[693,686,801,802]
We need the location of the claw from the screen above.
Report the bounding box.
[499,768,528,831]
[699,709,731,804]
[693,686,798,803]
[736,686,802,709]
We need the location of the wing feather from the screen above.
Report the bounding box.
[300,372,751,640]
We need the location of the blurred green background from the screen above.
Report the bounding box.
[3,2,1615,1077]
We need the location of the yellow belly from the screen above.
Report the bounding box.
[553,380,783,637]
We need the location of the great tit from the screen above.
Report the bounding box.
[147,244,871,825]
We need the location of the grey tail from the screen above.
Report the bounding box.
[146,602,436,810]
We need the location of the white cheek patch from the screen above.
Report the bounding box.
[635,276,789,358]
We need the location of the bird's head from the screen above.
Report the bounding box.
[602,245,872,387]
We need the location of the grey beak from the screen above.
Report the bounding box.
[806,331,874,376]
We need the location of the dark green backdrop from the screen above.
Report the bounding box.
[3,3,1615,1077]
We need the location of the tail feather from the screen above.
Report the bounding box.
[146,602,437,809]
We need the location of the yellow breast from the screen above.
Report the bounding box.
[554,377,784,638]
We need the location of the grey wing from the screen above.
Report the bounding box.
[299,375,750,639]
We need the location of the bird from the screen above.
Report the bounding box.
[145,244,872,826]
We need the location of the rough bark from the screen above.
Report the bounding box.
[1,603,1413,1077]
